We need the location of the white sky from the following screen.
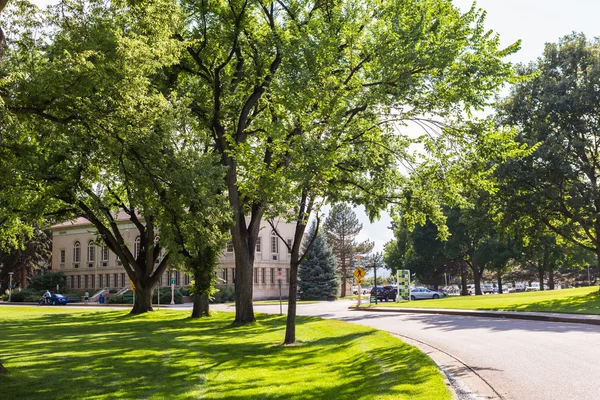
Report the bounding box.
[27,0,600,253]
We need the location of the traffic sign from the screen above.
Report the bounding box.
[7,284,12,289]
[171,278,176,285]
[276,270,283,280]
[356,278,363,285]
[353,267,366,280]
[129,279,135,290]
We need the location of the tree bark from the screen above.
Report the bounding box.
[460,262,468,296]
[538,268,545,291]
[285,260,300,344]
[497,271,503,294]
[471,264,483,295]
[233,229,256,324]
[0,363,7,374]
[548,269,555,290]
[131,284,154,314]
[191,293,210,318]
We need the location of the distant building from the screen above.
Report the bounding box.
[51,217,296,300]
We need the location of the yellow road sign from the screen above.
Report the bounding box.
[357,278,363,285]
[353,267,366,279]
[129,279,135,290]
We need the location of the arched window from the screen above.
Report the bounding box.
[87,240,95,262]
[270,231,279,254]
[134,236,141,259]
[73,241,81,263]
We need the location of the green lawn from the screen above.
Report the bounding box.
[0,307,451,400]
[358,286,600,314]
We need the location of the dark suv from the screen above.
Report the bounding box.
[370,286,397,302]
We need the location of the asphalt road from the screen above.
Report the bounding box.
[230,300,600,400]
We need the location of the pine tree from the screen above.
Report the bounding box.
[324,204,373,296]
[299,223,338,300]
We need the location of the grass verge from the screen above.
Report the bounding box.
[0,307,451,400]
[356,287,600,314]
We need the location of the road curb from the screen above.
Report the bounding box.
[349,306,600,326]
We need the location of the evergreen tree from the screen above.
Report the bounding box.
[299,223,338,300]
[324,204,373,297]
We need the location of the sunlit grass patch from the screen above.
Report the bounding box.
[0,307,450,400]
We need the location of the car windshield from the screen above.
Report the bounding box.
[55,294,64,298]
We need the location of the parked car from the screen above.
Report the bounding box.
[409,287,445,300]
[48,294,69,305]
[370,286,396,302]
[482,284,495,294]
[352,286,370,295]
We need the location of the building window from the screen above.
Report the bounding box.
[134,236,141,259]
[185,275,190,285]
[232,268,236,283]
[261,268,266,284]
[121,273,126,288]
[99,274,103,288]
[87,240,95,262]
[226,241,234,253]
[101,246,109,262]
[287,239,292,254]
[286,268,290,284]
[255,237,261,253]
[84,275,89,288]
[270,232,279,254]
[222,268,228,284]
[70,275,74,289]
[77,275,81,289]
[270,268,275,284]
[254,268,258,284]
[73,241,81,263]
[60,249,66,263]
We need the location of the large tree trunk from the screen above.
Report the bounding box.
[538,268,545,291]
[233,230,256,324]
[191,293,210,318]
[548,269,555,290]
[340,262,347,297]
[471,264,483,295]
[131,284,154,314]
[285,260,300,344]
[497,271,503,294]
[460,262,468,296]
[0,363,7,374]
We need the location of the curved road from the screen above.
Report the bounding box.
[241,300,600,400]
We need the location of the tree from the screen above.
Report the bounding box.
[298,222,338,300]
[324,204,372,297]
[0,227,51,290]
[0,0,226,314]
[497,33,600,286]
[175,0,520,323]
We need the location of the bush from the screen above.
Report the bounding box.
[10,289,41,302]
[107,288,184,304]
[211,285,235,303]
[179,286,192,296]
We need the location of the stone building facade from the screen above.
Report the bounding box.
[51,217,296,300]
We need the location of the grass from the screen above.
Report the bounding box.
[357,286,600,314]
[0,307,451,400]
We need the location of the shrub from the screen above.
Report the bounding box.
[153,287,183,304]
[10,289,41,302]
[179,286,192,296]
[211,285,235,303]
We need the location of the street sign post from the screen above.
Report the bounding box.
[353,263,366,307]
[276,270,283,315]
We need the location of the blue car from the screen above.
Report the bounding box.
[48,294,69,305]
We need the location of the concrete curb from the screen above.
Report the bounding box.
[349,306,600,326]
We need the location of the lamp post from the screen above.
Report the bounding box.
[8,272,14,302]
[170,269,175,305]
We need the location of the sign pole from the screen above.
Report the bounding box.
[8,272,13,302]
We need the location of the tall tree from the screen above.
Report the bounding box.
[0,0,226,313]
[497,33,600,286]
[298,222,338,300]
[324,204,370,297]
[0,227,51,290]
[175,0,520,323]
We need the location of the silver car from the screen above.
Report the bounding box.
[410,287,444,300]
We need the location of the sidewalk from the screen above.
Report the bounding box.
[350,305,600,326]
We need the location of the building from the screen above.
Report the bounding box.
[51,217,296,300]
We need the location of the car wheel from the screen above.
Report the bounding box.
[410,295,416,301]
[433,294,439,299]
[52,300,56,305]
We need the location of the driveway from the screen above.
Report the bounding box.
[213,300,600,400]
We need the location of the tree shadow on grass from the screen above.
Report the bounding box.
[0,310,449,400]
[498,291,600,314]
